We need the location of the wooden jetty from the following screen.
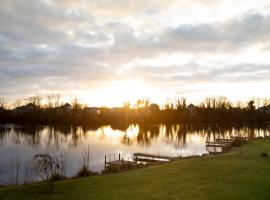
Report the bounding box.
[206,141,231,147]
[215,138,234,143]
[206,136,248,154]
[104,152,176,171]
[104,153,135,171]
[133,152,175,163]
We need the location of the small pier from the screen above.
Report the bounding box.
[104,153,135,171]
[133,152,175,163]
[104,152,176,172]
[206,136,248,154]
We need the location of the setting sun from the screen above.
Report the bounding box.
[78,80,158,107]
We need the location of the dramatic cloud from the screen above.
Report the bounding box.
[0,0,270,105]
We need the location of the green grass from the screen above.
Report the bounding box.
[1,139,270,200]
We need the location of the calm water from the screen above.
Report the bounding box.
[0,123,270,184]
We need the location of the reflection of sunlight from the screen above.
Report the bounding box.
[97,126,122,138]
[125,125,139,138]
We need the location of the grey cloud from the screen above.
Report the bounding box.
[159,12,270,52]
[0,0,270,100]
[125,63,270,85]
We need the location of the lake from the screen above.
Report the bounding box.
[0,123,269,184]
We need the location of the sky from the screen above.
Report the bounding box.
[1,0,270,107]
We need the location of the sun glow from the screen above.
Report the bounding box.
[79,80,159,107]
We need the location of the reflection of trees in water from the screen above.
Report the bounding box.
[136,125,159,147]
[0,126,11,146]
[12,126,45,147]
[0,125,88,149]
[121,134,133,146]
[47,126,89,148]
[110,123,130,132]
[69,126,87,148]
[162,124,188,149]
[0,124,269,149]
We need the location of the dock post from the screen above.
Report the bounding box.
[119,153,121,160]
[104,155,107,171]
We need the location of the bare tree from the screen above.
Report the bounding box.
[123,101,131,109]
[72,98,82,111]
[0,98,6,109]
[175,97,187,110]
[47,94,61,108]
[263,98,270,107]
[77,145,92,177]
[29,96,42,108]
[33,154,64,193]
[12,99,22,109]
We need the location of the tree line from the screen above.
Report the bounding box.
[0,95,270,125]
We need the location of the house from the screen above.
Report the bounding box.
[14,103,37,113]
[149,103,160,113]
[258,105,270,114]
[57,103,72,113]
[0,107,6,113]
[110,107,122,114]
[84,107,101,115]
[187,104,197,116]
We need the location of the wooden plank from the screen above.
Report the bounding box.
[133,158,167,163]
[206,144,230,147]
[107,160,134,166]
[133,152,174,160]
[215,139,233,143]
[206,141,231,146]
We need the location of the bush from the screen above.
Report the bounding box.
[76,165,92,177]
[261,152,268,157]
[108,165,121,173]
[50,174,68,181]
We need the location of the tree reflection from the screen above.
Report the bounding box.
[0,123,269,149]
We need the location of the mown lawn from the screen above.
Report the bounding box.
[1,139,270,200]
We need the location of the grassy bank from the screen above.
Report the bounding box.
[1,139,270,200]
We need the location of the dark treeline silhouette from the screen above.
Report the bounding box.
[0,95,270,125]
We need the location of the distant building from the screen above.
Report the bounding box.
[149,103,160,112]
[84,107,101,115]
[14,103,37,113]
[187,104,197,116]
[57,103,72,113]
[258,105,270,114]
[110,107,122,114]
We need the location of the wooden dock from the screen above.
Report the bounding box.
[206,136,247,154]
[104,152,176,171]
[104,153,135,171]
[206,141,231,147]
[133,152,175,163]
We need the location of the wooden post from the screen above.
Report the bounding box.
[119,153,121,160]
[104,155,107,171]
[122,158,124,165]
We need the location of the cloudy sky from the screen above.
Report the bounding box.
[1,0,270,106]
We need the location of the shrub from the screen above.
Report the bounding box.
[261,152,268,157]
[50,174,67,181]
[76,165,92,177]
